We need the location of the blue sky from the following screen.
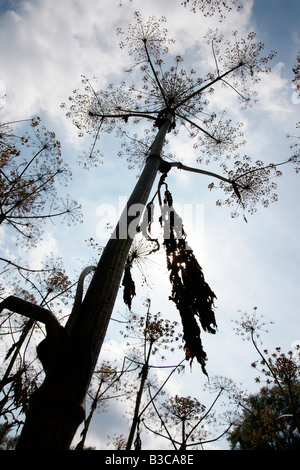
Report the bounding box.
[0,0,300,450]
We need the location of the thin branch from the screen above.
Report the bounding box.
[185,422,233,448]
[18,147,45,180]
[147,385,178,450]
[234,158,291,182]
[7,209,74,221]
[143,39,168,107]
[169,158,292,190]
[2,168,62,220]
[212,39,220,76]
[250,329,290,404]
[1,118,34,127]
[142,418,181,446]
[169,160,231,183]
[139,359,185,418]
[87,118,103,159]
[174,63,243,109]
[221,78,250,102]
[185,387,224,442]
[89,111,157,121]
[175,112,221,142]
[0,168,13,184]
[1,146,45,210]
[0,257,54,273]
[5,219,32,239]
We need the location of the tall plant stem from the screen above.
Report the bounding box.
[71,111,174,383]
[15,112,174,450]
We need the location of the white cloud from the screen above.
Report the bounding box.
[0,223,57,268]
[253,62,293,116]
[30,231,58,268]
[0,0,133,133]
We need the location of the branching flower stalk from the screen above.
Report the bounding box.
[126,334,153,450]
[0,117,81,244]
[122,301,183,450]
[233,309,300,435]
[144,375,238,450]
[249,333,300,434]
[75,358,136,450]
[0,264,74,400]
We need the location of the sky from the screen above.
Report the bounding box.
[0,0,300,451]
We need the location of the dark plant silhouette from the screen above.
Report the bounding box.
[0,117,81,244]
[230,309,300,449]
[1,10,298,449]
[143,375,239,450]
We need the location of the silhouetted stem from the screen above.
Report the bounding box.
[169,161,231,183]
[15,113,174,450]
[174,63,243,109]
[126,342,153,450]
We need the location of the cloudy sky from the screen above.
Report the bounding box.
[1,0,300,450]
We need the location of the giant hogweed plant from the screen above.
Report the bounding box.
[62,12,299,371]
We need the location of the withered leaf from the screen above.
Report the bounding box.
[161,189,217,375]
[122,265,136,310]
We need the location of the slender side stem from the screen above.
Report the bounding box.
[142,419,181,446]
[147,386,178,450]
[75,380,103,450]
[250,330,288,401]
[169,161,232,184]
[139,359,185,417]
[175,112,220,142]
[143,40,168,106]
[0,258,54,273]
[250,329,300,434]
[89,111,157,121]
[0,319,34,392]
[174,64,242,109]
[126,342,153,450]
[234,159,291,182]
[185,388,223,443]
[186,423,233,448]
[170,158,292,189]
[0,147,45,210]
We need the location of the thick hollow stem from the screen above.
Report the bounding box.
[71,112,174,379]
[15,113,174,450]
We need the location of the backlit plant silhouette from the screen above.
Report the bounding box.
[0,117,81,244]
[0,117,81,435]
[1,11,299,449]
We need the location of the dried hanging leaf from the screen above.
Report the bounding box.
[161,189,217,375]
[122,265,136,310]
